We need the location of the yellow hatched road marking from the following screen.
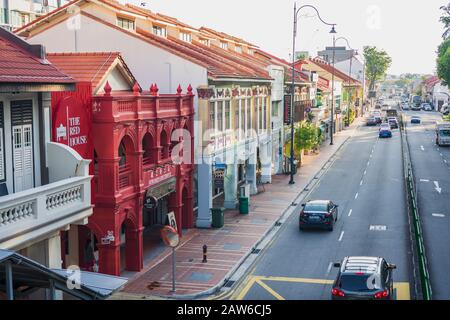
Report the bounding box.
[255,279,285,300]
[231,275,411,300]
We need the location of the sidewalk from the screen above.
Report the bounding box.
[112,119,363,299]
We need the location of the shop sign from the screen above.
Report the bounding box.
[284,94,292,125]
[101,231,115,245]
[214,165,225,189]
[53,95,91,158]
[167,211,178,231]
[148,164,176,187]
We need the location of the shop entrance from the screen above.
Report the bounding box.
[142,177,176,265]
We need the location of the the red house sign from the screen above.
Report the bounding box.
[52,95,91,158]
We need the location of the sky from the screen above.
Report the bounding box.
[129,0,447,75]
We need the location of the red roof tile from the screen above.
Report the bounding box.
[46,52,138,92]
[0,28,73,84]
[302,58,361,86]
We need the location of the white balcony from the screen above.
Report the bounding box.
[0,142,92,250]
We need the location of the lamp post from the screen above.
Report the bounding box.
[334,37,357,128]
[289,2,336,184]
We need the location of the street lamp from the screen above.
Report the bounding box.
[289,2,336,185]
[334,37,357,128]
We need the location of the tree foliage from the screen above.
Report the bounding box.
[440,3,450,39]
[363,46,392,91]
[294,122,319,152]
[437,38,450,86]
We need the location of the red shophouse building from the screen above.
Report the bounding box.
[48,52,195,276]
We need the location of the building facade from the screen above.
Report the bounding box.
[0,27,92,281]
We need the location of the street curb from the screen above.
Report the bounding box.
[131,124,357,300]
[159,132,353,300]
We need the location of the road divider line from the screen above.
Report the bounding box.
[348,209,353,217]
[432,213,445,218]
[355,193,359,199]
[360,180,363,186]
[326,262,333,275]
[338,231,345,242]
[420,179,430,182]
[421,146,425,151]
[364,170,367,175]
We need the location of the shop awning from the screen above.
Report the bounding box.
[0,249,128,300]
[146,177,176,200]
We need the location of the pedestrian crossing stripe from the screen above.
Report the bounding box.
[232,275,410,300]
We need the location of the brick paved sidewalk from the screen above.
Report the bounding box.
[113,119,363,299]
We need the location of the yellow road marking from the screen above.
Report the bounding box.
[233,276,257,300]
[231,275,411,300]
[394,282,410,300]
[255,279,285,300]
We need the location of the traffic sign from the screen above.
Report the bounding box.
[167,211,178,231]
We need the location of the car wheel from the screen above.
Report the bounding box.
[299,225,304,231]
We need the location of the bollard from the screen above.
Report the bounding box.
[202,245,207,263]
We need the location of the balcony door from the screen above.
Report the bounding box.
[11,100,34,193]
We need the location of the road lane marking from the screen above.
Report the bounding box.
[432,213,446,218]
[255,279,285,300]
[355,193,359,199]
[364,170,367,175]
[370,225,387,231]
[233,276,258,300]
[420,179,430,182]
[421,145,425,151]
[360,180,363,186]
[338,231,345,242]
[348,209,353,217]
[326,262,333,275]
[434,181,442,194]
[445,160,448,164]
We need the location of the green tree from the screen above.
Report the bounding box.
[437,39,450,86]
[363,46,392,91]
[294,122,318,153]
[440,3,450,39]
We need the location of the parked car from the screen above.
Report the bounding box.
[402,103,410,111]
[422,103,433,111]
[441,104,449,115]
[379,124,392,138]
[372,112,382,124]
[366,117,377,126]
[331,256,396,300]
[388,118,399,129]
[411,116,421,124]
[299,200,338,231]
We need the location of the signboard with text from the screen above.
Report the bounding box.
[284,94,292,125]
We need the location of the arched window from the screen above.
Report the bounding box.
[118,141,126,166]
[142,133,155,165]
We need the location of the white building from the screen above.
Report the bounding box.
[0,28,92,274]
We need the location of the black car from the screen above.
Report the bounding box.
[331,256,396,300]
[299,200,338,231]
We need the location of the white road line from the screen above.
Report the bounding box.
[338,231,345,242]
[434,181,442,194]
[421,146,425,151]
[420,179,430,182]
[440,153,443,157]
[360,180,363,186]
[326,262,333,275]
[445,160,448,164]
[364,170,367,175]
[367,161,370,166]
[355,193,359,199]
[348,209,353,217]
[432,213,446,218]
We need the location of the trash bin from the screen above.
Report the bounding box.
[211,207,225,228]
[239,197,249,215]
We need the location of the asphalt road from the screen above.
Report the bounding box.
[404,110,450,300]
[229,120,413,300]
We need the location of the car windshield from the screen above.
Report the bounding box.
[339,274,380,292]
[304,203,328,212]
[439,130,450,137]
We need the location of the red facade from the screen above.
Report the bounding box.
[89,84,195,276]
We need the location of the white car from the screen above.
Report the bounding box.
[421,103,433,111]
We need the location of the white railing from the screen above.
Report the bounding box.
[0,176,92,248]
[0,142,93,249]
